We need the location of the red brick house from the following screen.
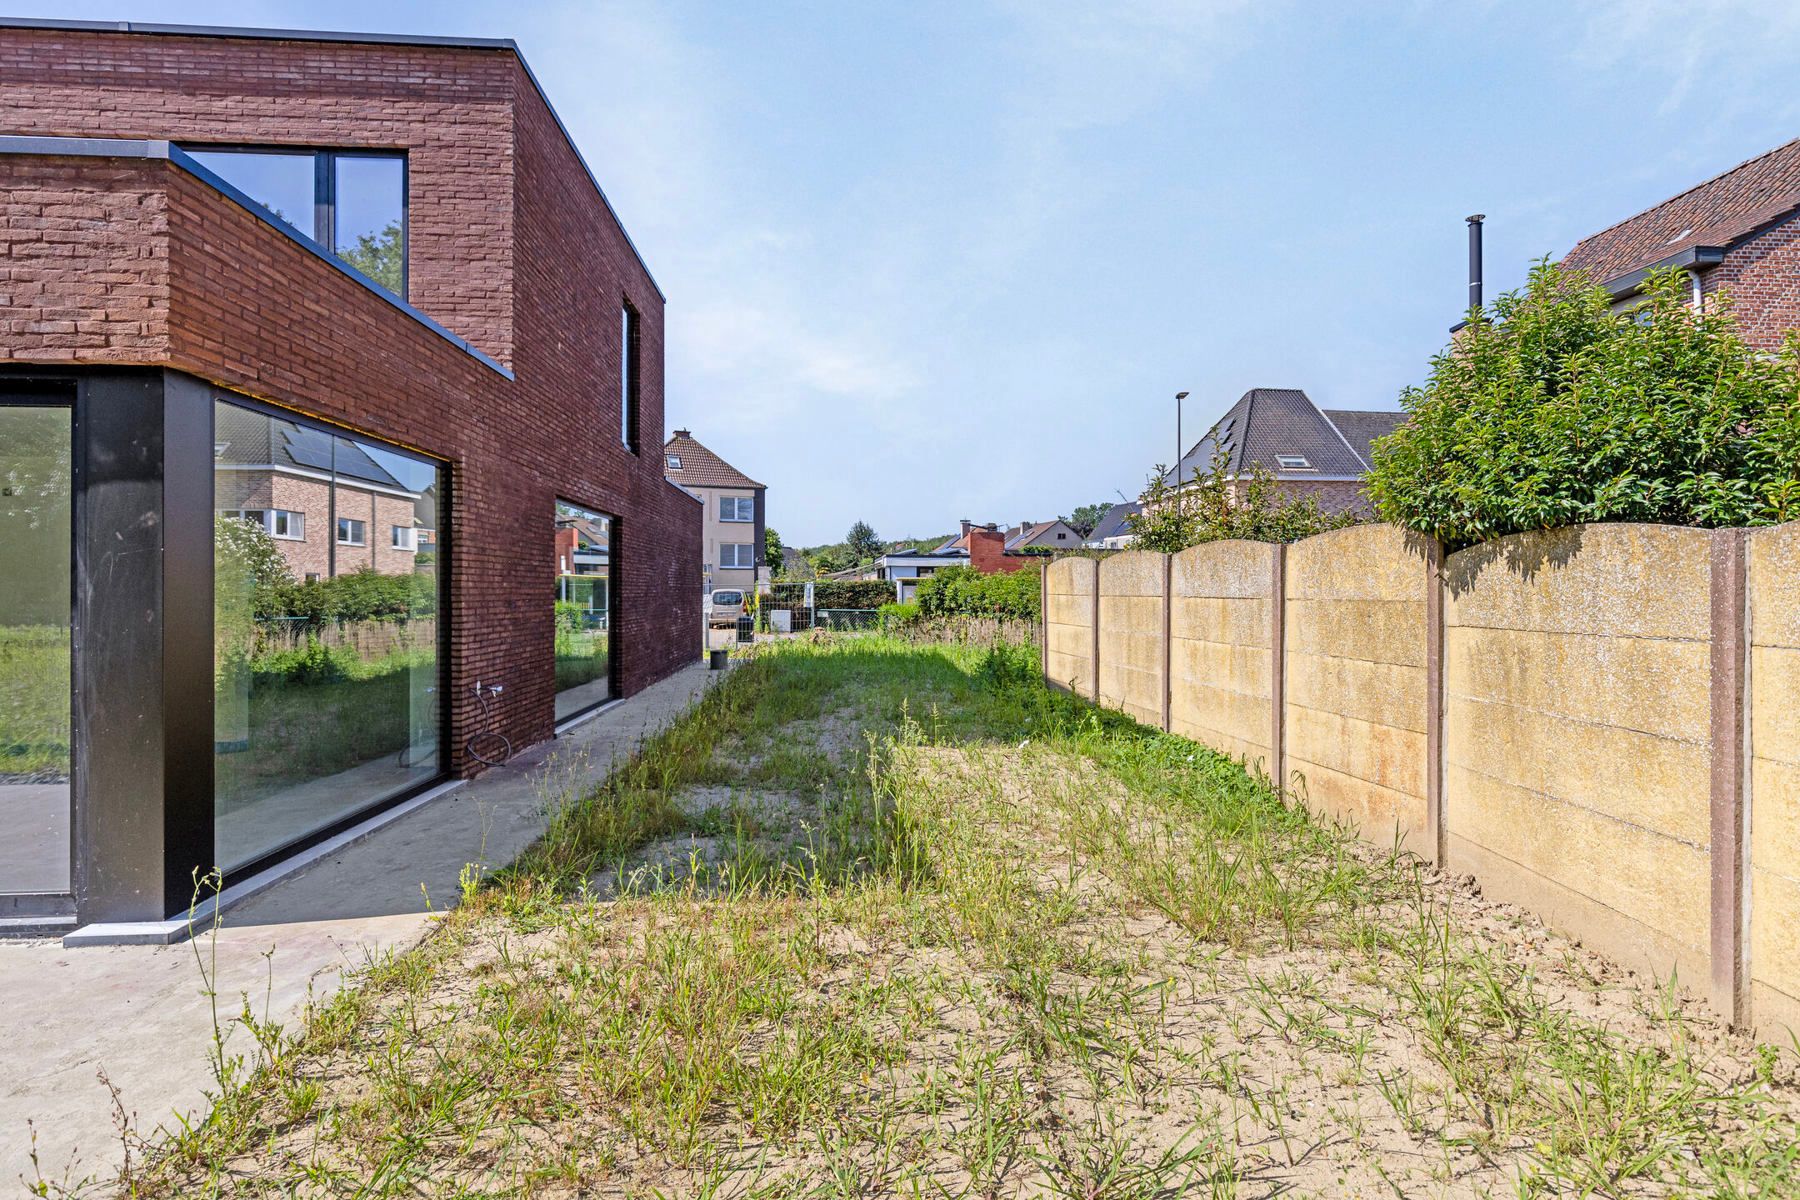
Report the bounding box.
[1561,137,1800,346]
[0,19,701,936]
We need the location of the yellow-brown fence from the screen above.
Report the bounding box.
[1040,521,1800,1040]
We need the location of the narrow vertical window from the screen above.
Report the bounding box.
[620,301,640,453]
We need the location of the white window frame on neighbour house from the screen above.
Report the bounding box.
[223,508,306,541]
[336,517,367,546]
[720,496,754,522]
[391,524,416,551]
[720,543,756,569]
[1274,455,1313,470]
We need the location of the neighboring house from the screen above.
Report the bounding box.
[872,548,967,603]
[1002,519,1082,552]
[0,19,701,935]
[1160,388,1405,515]
[1084,502,1140,550]
[554,511,610,577]
[1560,137,1800,347]
[663,429,767,594]
[215,404,425,582]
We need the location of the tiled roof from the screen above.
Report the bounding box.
[1561,138,1800,285]
[1002,520,1071,550]
[1165,388,1369,483]
[1087,502,1139,543]
[1321,409,1407,470]
[662,431,763,489]
[215,403,410,493]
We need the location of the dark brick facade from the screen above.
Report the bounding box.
[0,26,702,776]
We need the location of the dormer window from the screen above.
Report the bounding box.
[182,146,407,299]
[1275,454,1312,470]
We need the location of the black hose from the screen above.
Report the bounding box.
[465,683,513,767]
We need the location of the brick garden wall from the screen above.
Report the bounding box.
[0,28,702,774]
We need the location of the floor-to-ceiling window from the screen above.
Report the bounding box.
[0,399,72,897]
[554,501,614,722]
[213,397,443,875]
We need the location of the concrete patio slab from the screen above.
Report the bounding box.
[0,661,717,1194]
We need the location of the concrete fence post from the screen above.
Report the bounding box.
[1425,539,1447,869]
[1090,563,1101,702]
[1710,527,1751,1027]
[1162,553,1173,732]
[1270,543,1287,795]
[1039,560,1048,682]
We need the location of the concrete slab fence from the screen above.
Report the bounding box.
[1043,520,1800,1040]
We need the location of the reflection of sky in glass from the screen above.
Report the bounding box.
[364,442,436,496]
[333,156,404,251]
[186,151,314,232]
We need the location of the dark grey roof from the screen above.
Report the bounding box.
[215,404,411,493]
[1320,409,1407,470]
[1087,502,1139,542]
[1165,388,1367,483]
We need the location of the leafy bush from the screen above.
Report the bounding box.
[256,567,436,625]
[1127,450,1358,553]
[812,580,896,610]
[877,601,920,631]
[915,564,1042,620]
[1368,262,1800,548]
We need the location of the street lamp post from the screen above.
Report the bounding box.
[1175,390,1190,515]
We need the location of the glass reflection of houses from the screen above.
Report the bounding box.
[214,406,429,583]
[554,502,613,722]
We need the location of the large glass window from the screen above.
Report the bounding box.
[213,398,443,875]
[184,148,407,299]
[0,401,72,896]
[720,496,754,522]
[554,501,613,722]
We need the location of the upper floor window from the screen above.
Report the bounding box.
[666,454,681,470]
[183,147,407,300]
[1274,454,1312,470]
[620,302,641,453]
[720,496,754,522]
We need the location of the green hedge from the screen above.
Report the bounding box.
[915,564,1041,620]
[811,580,895,610]
[254,567,436,625]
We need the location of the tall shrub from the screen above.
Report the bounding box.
[914,564,1041,620]
[1368,262,1800,548]
[1127,451,1358,553]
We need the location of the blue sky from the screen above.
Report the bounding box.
[29,1,1800,543]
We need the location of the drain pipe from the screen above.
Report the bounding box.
[1466,214,1485,312]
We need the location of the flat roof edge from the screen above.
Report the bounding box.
[0,17,666,303]
[0,135,515,380]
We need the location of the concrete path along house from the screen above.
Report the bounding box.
[0,664,717,1193]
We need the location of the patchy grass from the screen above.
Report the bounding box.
[58,637,1800,1198]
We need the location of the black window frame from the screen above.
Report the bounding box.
[620,301,641,454]
[178,144,410,301]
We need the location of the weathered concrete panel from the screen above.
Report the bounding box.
[1045,556,1096,698]
[1097,551,1167,728]
[1169,541,1276,769]
[1445,524,1714,992]
[1283,524,1431,846]
[1748,521,1800,1035]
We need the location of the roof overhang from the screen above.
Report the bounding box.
[1597,245,1726,298]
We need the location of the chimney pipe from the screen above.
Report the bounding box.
[1466,214,1485,312]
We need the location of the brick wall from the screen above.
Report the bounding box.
[0,26,516,364]
[0,27,701,774]
[1702,216,1800,351]
[968,528,1032,575]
